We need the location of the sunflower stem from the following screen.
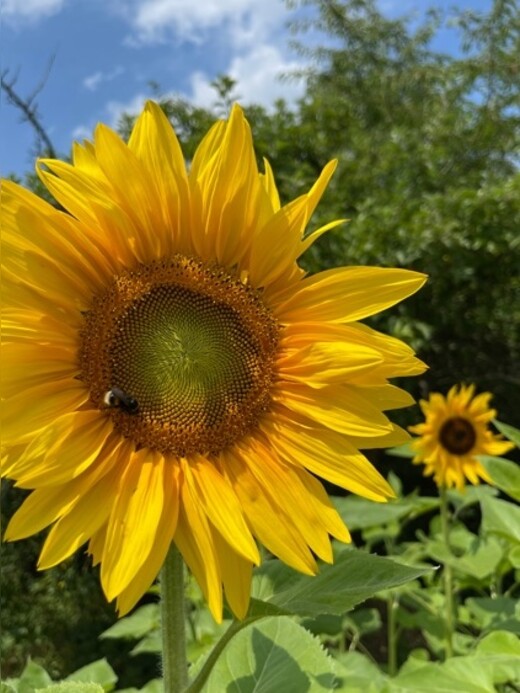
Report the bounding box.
[161,544,189,693]
[439,485,454,659]
[387,593,398,676]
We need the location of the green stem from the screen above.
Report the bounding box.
[161,544,189,693]
[439,485,454,659]
[187,617,259,693]
[387,594,398,676]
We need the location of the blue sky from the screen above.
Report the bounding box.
[2,0,492,177]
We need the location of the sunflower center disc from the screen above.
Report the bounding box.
[439,416,477,455]
[80,257,280,456]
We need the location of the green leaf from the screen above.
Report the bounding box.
[65,659,117,690]
[393,630,520,691]
[1,683,18,693]
[333,496,438,531]
[466,597,520,634]
[394,659,496,692]
[199,616,337,692]
[509,545,520,567]
[493,419,520,447]
[478,455,520,501]
[131,631,161,655]
[447,484,498,510]
[476,629,520,656]
[100,604,159,640]
[333,651,390,692]
[251,548,431,617]
[423,531,504,579]
[36,685,104,693]
[481,496,520,546]
[118,680,163,693]
[16,661,52,693]
[386,442,415,458]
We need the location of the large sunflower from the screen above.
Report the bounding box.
[409,384,514,490]
[1,102,426,621]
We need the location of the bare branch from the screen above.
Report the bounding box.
[1,64,57,159]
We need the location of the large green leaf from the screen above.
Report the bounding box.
[493,419,520,448]
[481,496,520,546]
[14,661,52,693]
[423,530,504,579]
[250,548,430,617]
[100,604,159,641]
[333,496,438,531]
[479,455,520,501]
[198,616,337,692]
[118,681,163,693]
[65,659,117,690]
[386,442,415,458]
[36,685,104,693]
[0,685,17,693]
[333,651,390,692]
[394,630,520,692]
[466,597,520,634]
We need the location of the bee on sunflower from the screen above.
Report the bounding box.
[1,102,426,621]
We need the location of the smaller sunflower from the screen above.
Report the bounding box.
[409,384,514,490]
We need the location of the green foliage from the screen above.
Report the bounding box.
[249,548,431,617]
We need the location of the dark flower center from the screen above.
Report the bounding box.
[79,256,280,456]
[439,416,477,455]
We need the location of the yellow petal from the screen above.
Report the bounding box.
[116,461,180,616]
[184,457,259,564]
[38,463,121,569]
[259,157,280,212]
[4,436,123,540]
[278,340,383,388]
[128,101,192,256]
[101,450,167,599]
[274,383,393,437]
[174,472,223,622]
[1,342,78,398]
[14,413,114,487]
[223,447,317,575]
[1,381,89,446]
[211,528,253,620]
[263,411,395,501]
[239,438,335,563]
[247,161,338,289]
[275,267,427,323]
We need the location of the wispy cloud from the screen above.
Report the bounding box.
[3,0,66,24]
[105,93,149,128]
[83,66,125,92]
[113,0,288,46]
[190,44,305,110]
[71,93,147,145]
[71,125,93,141]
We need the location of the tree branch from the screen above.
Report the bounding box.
[1,59,57,159]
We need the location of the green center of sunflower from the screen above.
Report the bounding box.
[79,256,280,456]
[439,416,477,455]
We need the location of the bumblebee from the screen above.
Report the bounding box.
[103,387,139,414]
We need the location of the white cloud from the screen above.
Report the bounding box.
[71,125,93,141]
[3,0,66,23]
[189,44,305,111]
[71,93,147,147]
[105,93,149,128]
[83,66,125,92]
[114,0,287,46]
